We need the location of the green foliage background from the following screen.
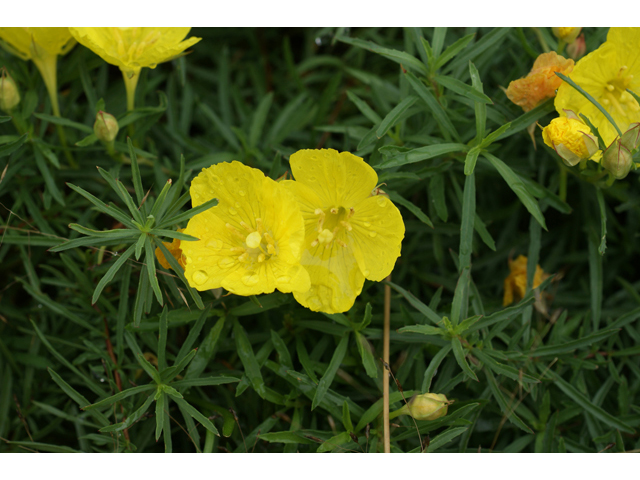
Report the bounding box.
[1,27,639,453]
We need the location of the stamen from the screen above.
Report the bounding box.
[340,221,352,231]
[238,252,249,263]
[255,218,264,235]
[239,221,252,232]
[226,223,245,239]
[258,253,266,263]
[330,207,338,214]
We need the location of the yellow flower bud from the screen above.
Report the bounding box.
[552,27,582,44]
[542,113,600,166]
[0,70,20,112]
[602,139,633,179]
[93,111,119,143]
[390,393,450,421]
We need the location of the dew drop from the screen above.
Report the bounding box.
[235,202,240,208]
[211,174,220,182]
[276,276,291,284]
[369,231,378,238]
[308,296,323,310]
[229,207,237,215]
[363,221,371,227]
[377,196,387,207]
[363,269,370,277]
[192,270,209,286]
[206,239,222,250]
[242,274,260,286]
[238,190,246,196]
[218,257,234,269]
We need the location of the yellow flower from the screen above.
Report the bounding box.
[68,28,201,110]
[181,161,310,296]
[542,111,601,166]
[503,255,549,307]
[506,52,574,112]
[390,393,450,421]
[283,149,405,314]
[155,229,186,270]
[555,27,640,147]
[552,27,582,44]
[0,27,75,116]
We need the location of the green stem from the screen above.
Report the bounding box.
[556,39,566,54]
[32,53,77,168]
[559,166,567,202]
[531,28,550,53]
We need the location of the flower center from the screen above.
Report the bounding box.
[311,206,354,248]
[226,218,278,265]
[601,66,640,118]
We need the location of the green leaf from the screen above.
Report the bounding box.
[260,431,316,445]
[33,113,93,133]
[404,71,460,142]
[531,329,619,358]
[337,36,428,76]
[346,90,382,124]
[495,98,555,142]
[589,236,603,331]
[451,268,470,325]
[544,369,634,434]
[68,224,138,239]
[433,33,476,71]
[0,133,27,158]
[312,334,349,410]
[233,319,267,398]
[595,188,607,255]
[153,237,204,309]
[464,147,481,176]
[354,390,421,432]
[342,401,354,432]
[33,146,64,207]
[198,103,240,150]
[447,28,511,73]
[83,385,155,410]
[378,143,467,168]
[472,348,538,384]
[375,95,418,139]
[458,173,475,270]
[355,331,377,378]
[485,369,533,433]
[161,349,197,383]
[47,368,110,427]
[317,431,353,453]
[387,190,433,227]
[483,152,547,230]
[171,396,219,436]
[249,92,274,147]
[99,395,154,432]
[479,123,512,148]
[434,74,492,104]
[157,197,217,229]
[451,337,477,381]
[422,344,452,393]
[66,183,135,229]
[144,236,163,305]
[430,173,448,222]
[386,281,442,325]
[92,244,135,304]
[155,391,166,440]
[398,324,446,336]
[425,426,468,452]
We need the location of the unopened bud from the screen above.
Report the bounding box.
[552,27,582,44]
[567,34,586,60]
[620,123,640,151]
[94,111,119,143]
[0,70,20,112]
[391,393,450,421]
[603,139,633,180]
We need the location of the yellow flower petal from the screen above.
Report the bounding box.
[289,149,378,207]
[155,229,186,270]
[349,195,405,282]
[285,149,405,313]
[182,161,309,296]
[68,27,200,74]
[0,27,75,60]
[502,255,549,306]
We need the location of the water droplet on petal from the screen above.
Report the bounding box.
[211,175,220,182]
[363,269,370,277]
[218,257,234,269]
[229,207,237,215]
[192,270,209,285]
[363,221,371,227]
[242,273,260,286]
[369,231,378,238]
[238,190,246,196]
[276,276,291,284]
[235,202,240,208]
[308,296,323,310]
[206,239,222,250]
[377,196,387,207]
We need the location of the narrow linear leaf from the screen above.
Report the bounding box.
[312,334,349,410]
[451,337,477,381]
[92,244,135,304]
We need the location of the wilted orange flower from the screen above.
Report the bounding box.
[506,52,575,112]
[503,255,550,307]
[155,229,186,270]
